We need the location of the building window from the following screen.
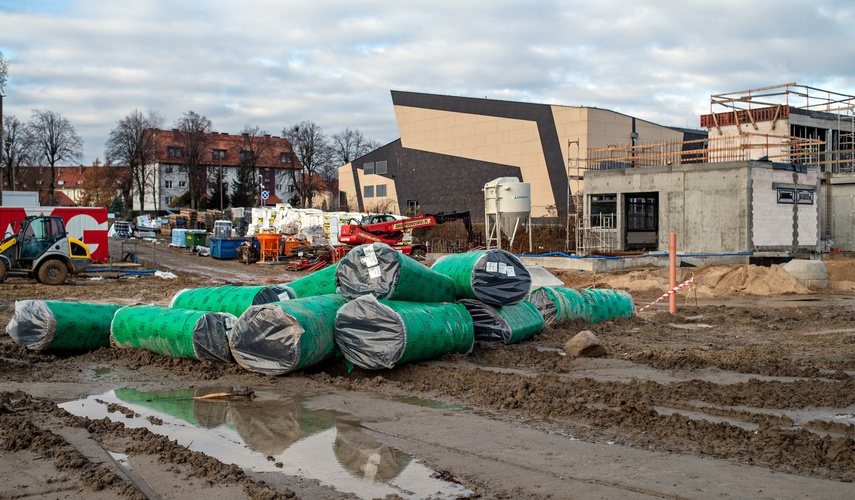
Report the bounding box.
[241,150,251,161]
[375,160,388,174]
[179,165,187,172]
[212,149,225,161]
[178,180,187,188]
[280,152,292,164]
[407,200,419,215]
[364,162,375,174]
[164,180,173,189]
[58,180,65,185]
[376,184,387,197]
[364,185,374,198]
[168,147,182,158]
[797,189,814,205]
[164,165,173,173]
[777,188,795,204]
[590,194,617,227]
[164,196,172,205]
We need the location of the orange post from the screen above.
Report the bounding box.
[669,232,677,314]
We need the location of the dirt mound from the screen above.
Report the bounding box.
[557,262,811,298]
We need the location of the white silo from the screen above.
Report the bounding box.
[483,177,532,251]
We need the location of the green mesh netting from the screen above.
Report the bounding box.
[530,287,634,324]
[334,295,474,370]
[5,300,121,352]
[111,305,235,362]
[282,263,339,298]
[170,285,279,316]
[430,249,531,306]
[229,294,348,375]
[336,243,456,302]
[459,299,545,344]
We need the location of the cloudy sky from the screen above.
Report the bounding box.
[1,0,854,163]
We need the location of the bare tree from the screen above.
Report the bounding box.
[230,125,272,207]
[0,48,7,94]
[331,128,379,165]
[0,49,7,206]
[282,121,331,208]
[2,115,33,192]
[27,110,83,206]
[174,111,212,210]
[105,109,163,213]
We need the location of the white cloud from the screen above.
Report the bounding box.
[1,0,854,162]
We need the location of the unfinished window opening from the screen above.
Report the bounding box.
[590,194,616,227]
[777,188,795,204]
[624,192,658,251]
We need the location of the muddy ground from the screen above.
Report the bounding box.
[1,238,855,499]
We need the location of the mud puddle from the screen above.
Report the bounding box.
[60,387,472,499]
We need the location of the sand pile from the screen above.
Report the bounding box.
[556,262,813,298]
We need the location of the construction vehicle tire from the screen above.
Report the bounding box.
[37,259,68,285]
[0,262,7,283]
[410,248,427,261]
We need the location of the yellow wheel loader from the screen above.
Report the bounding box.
[0,215,91,285]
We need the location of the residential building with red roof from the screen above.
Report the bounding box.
[134,129,301,211]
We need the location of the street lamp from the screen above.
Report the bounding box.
[259,174,265,207]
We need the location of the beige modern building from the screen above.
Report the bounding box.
[339,91,703,220]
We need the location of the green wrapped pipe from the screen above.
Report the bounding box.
[431,249,531,306]
[529,286,634,324]
[278,263,340,299]
[229,294,348,375]
[111,305,235,362]
[336,243,456,302]
[5,300,121,352]
[170,285,279,316]
[459,299,544,344]
[334,295,474,370]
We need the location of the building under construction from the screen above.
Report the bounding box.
[338,84,855,256]
[582,83,855,256]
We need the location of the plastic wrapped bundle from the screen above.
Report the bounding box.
[170,285,279,316]
[278,263,339,299]
[334,295,474,370]
[431,249,531,306]
[111,305,235,362]
[5,300,121,352]
[529,286,634,324]
[229,294,348,375]
[458,299,544,344]
[336,243,456,303]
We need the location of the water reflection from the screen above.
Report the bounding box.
[334,418,412,482]
[62,388,470,499]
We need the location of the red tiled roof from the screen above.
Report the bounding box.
[151,129,301,171]
[39,190,77,206]
[261,193,283,205]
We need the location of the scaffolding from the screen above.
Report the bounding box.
[572,214,617,256]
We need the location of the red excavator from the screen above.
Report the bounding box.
[338,211,472,259]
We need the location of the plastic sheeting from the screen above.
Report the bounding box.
[229,294,348,375]
[111,305,235,362]
[5,300,121,352]
[279,263,339,299]
[169,285,279,316]
[458,299,544,344]
[431,249,531,306]
[334,295,474,370]
[336,243,456,303]
[529,286,635,324]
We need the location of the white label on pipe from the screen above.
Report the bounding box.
[368,266,382,279]
[498,263,508,274]
[506,266,515,277]
[486,262,498,273]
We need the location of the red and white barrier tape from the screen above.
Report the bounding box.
[637,276,695,312]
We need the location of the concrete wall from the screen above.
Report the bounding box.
[750,166,819,250]
[828,173,855,250]
[584,161,821,254]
